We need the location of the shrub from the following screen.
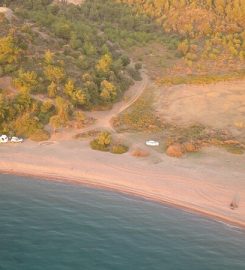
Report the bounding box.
[135,63,142,70]
[120,55,130,66]
[182,142,199,153]
[223,144,244,155]
[90,131,112,152]
[127,67,142,81]
[90,139,109,152]
[96,131,111,146]
[166,143,184,158]
[110,144,128,154]
[53,22,72,40]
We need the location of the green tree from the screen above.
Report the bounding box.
[100,80,117,102]
[13,70,38,94]
[47,81,57,98]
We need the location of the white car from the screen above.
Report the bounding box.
[0,135,8,143]
[145,140,160,146]
[10,136,24,143]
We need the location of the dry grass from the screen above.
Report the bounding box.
[127,42,179,79]
[113,90,162,132]
[74,129,102,139]
[157,71,245,85]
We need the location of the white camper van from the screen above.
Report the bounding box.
[0,135,9,143]
[10,136,23,143]
[145,140,160,146]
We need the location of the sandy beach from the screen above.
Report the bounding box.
[0,137,244,229]
[0,69,245,228]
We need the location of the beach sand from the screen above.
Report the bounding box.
[0,70,244,228]
[0,139,244,229]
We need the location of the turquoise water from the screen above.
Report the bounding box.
[0,174,245,270]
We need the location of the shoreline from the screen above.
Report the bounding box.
[1,160,245,230]
[0,70,244,230]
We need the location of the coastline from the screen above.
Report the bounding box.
[0,68,244,230]
[0,142,244,230]
[0,169,244,230]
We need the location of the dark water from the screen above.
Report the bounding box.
[0,174,244,270]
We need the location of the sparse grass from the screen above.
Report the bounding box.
[113,91,162,132]
[162,124,245,157]
[127,42,179,79]
[223,144,245,155]
[164,124,207,146]
[157,70,245,85]
[74,129,102,139]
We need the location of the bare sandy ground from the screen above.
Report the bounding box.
[0,139,245,228]
[155,80,245,140]
[65,0,84,4]
[0,7,13,20]
[0,77,16,94]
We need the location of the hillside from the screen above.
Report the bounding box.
[0,0,146,140]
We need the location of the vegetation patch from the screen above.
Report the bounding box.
[74,129,102,139]
[164,124,245,158]
[157,71,245,85]
[110,144,129,154]
[223,143,245,155]
[90,131,128,154]
[113,91,162,132]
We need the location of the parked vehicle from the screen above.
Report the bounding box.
[145,140,160,146]
[10,136,24,143]
[0,135,9,143]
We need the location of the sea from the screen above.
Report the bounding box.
[0,174,244,270]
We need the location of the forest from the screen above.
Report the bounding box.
[119,0,245,76]
[0,0,155,139]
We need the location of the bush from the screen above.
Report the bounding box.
[90,139,109,151]
[110,144,128,154]
[120,55,130,66]
[135,63,142,70]
[223,144,244,155]
[90,131,112,151]
[4,64,16,74]
[166,143,184,158]
[53,22,72,40]
[127,67,142,81]
[183,142,199,153]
